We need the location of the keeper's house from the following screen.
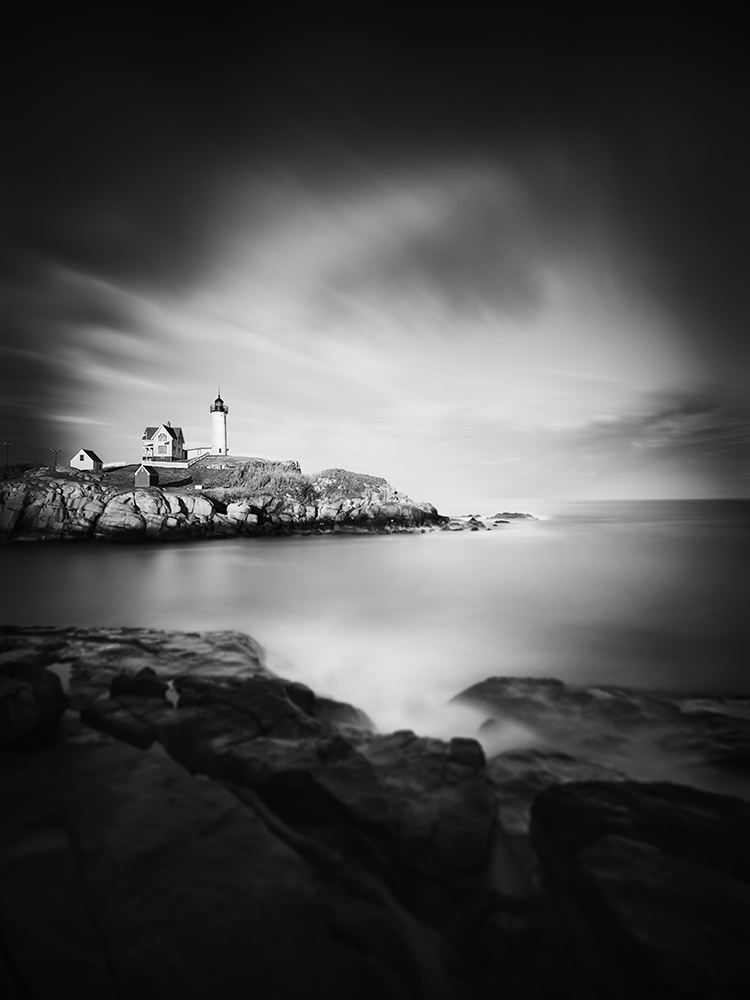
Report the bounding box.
[141,423,186,464]
[70,448,103,472]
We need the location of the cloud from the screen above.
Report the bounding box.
[315,168,545,319]
[292,151,648,339]
[51,415,113,426]
[2,27,746,490]
[581,391,747,450]
[559,390,750,495]
[0,260,151,455]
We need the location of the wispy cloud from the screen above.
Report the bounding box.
[50,415,113,426]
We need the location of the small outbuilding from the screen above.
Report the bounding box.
[70,448,103,472]
[134,464,159,487]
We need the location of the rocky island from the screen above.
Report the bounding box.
[0,458,446,541]
[2,625,749,998]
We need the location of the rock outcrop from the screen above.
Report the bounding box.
[4,626,749,998]
[0,648,68,747]
[0,468,445,542]
[0,627,501,998]
[442,512,537,531]
[455,675,750,800]
[531,781,750,997]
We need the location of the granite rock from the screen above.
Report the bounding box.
[456,674,750,801]
[0,723,464,1000]
[0,648,68,747]
[0,469,445,542]
[4,626,750,999]
[530,780,750,998]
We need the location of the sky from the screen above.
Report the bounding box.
[2,20,748,507]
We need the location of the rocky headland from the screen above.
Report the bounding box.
[2,625,750,998]
[0,460,447,542]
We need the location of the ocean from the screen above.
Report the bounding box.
[2,499,748,745]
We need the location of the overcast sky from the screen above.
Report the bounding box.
[2,21,748,506]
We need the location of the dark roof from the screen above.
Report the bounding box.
[80,449,102,462]
[142,425,183,440]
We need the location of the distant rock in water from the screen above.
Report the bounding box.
[0,464,446,542]
[443,513,537,531]
[492,511,538,520]
[4,625,750,998]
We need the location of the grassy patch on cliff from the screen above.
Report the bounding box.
[195,460,393,504]
[3,463,44,481]
[215,460,316,504]
[312,468,391,500]
[94,458,395,505]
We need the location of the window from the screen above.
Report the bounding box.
[158,434,168,443]
[158,445,167,454]
[79,454,84,462]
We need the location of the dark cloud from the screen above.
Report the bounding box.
[317,173,547,320]
[569,389,750,494]
[5,47,235,294]
[5,25,747,312]
[1,37,262,457]
[2,21,747,466]
[272,23,747,371]
[317,146,637,326]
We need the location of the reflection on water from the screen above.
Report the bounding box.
[1,501,748,743]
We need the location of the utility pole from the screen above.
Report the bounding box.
[2,442,12,479]
[49,448,61,470]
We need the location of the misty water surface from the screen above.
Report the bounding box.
[2,500,747,743]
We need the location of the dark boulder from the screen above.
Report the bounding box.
[314,695,375,733]
[9,627,750,999]
[530,780,750,998]
[0,721,465,999]
[0,650,68,748]
[110,666,168,699]
[80,698,158,749]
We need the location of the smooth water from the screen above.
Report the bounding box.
[2,500,748,739]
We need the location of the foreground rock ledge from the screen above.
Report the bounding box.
[2,626,750,999]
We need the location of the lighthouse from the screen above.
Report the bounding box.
[210,391,229,455]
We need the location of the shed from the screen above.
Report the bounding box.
[134,465,159,487]
[70,448,103,472]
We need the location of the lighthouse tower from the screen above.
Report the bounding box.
[210,391,229,455]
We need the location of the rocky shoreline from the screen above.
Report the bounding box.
[2,625,749,998]
[0,468,445,542]
[0,468,544,543]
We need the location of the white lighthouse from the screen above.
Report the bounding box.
[210,391,229,455]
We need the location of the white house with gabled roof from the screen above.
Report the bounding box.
[70,448,103,472]
[141,422,186,463]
